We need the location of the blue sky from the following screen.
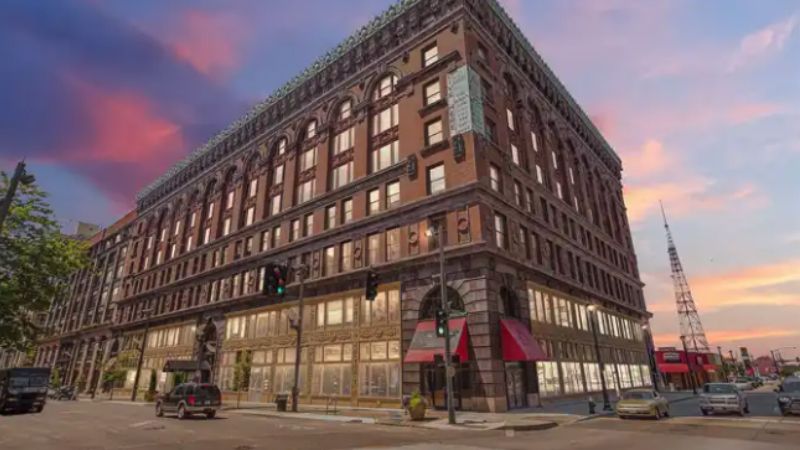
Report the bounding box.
[1,0,798,357]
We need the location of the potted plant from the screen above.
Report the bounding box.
[406,392,428,421]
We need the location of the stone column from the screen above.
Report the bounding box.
[84,340,101,393]
[95,339,114,394]
[73,341,90,387]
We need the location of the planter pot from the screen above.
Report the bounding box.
[408,403,427,421]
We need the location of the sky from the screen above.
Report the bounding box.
[1,0,798,359]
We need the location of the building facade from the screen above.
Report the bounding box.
[37,0,652,412]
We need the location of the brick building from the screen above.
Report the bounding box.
[36,0,652,412]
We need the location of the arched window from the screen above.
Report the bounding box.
[305,120,317,140]
[500,287,521,319]
[419,286,465,319]
[372,74,397,101]
[276,137,287,156]
[338,100,352,121]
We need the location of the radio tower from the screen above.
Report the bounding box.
[661,202,710,353]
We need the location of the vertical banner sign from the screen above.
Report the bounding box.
[447,66,487,138]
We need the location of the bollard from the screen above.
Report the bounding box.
[588,396,596,415]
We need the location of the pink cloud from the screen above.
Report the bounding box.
[728,102,785,124]
[167,10,249,79]
[729,15,798,71]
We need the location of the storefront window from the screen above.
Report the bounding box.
[361,288,400,325]
[218,351,237,391]
[561,362,584,394]
[537,361,561,397]
[358,340,400,398]
[312,343,353,396]
[582,363,602,391]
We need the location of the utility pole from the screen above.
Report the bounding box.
[131,308,154,402]
[291,264,307,413]
[429,223,456,425]
[588,305,611,410]
[0,160,36,233]
[641,324,660,391]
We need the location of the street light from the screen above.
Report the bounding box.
[641,324,660,391]
[587,304,611,411]
[290,264,307,413]
[679,335,698,395]
[131,307,154,402]
[426,223,456,425]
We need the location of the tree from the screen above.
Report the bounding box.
[0,170,89,350]
[50,366,61,389]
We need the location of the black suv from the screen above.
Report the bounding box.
[776,377,800,416]
[155,383,221,419]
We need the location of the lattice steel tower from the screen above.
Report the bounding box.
[661,202,710,353]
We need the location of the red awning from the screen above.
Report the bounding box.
[500,319,547,361]
[658,363,689,374]
[702,364,717,373]
[404,317,469,363]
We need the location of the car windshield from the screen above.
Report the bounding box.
[704,384,736,394]
[623,391,653,400]
[783,382,800,393]
[9,377,28,388]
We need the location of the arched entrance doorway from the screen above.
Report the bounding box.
[417,285,472,411]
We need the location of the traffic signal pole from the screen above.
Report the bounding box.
[291,264,306,412]
[435,225,456,425]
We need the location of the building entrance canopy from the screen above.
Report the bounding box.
[658,363,689,373]
[163,360,211,373]
[499,319,547,362]
[404,317,469,363]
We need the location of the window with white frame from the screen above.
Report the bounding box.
[340,241,352,271]
[537,361,561,397]
[510,143,520,166]
[385,181,400,209]
[552,151,559,169]
[331,161,353,189]
[248,179,258,198]
[303,214,313,237]
[290,219,300,242]
[270,194,282,215]
[427,163,445,195]
[372,104,399,135]
[312,343,353,397]
[300,148,317,171]
[513,181,522,206]
[506,108,515,131]
[306,120,317,140]
[323,246,335,276]
[494,213,507,249]
[338,100,352,121]
[386,228,400,261]
[207,202,215,219]
[367,233,380,265]
[342,198,353,224]
[226,191,235,209]
[245,206,255,227]
[422,43,438,67]
[367,189,380,216]
[223,218,231,236]
[325,205,336,230]
[371,140,399,173]
[358,340,401,398]
[423,80,441,105]
[277,138,287,155]
[298,179,315,204]
[273,164,284,184]
[373,74,397,100]
[334,127,354,154]
[531,131,538,151]
[489,164,501,191]
[425,119,443,146]
[271,226,281,247]
[536,164,544,184]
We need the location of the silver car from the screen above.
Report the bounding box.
[700,383,749,416]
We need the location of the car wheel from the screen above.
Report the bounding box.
[654,409,661,420]
[664,407,670,417]
[701,409,709,416]
[744,403,750,414]
[206,410,216,419]
[177,404,187,420]
[155,402,164,417]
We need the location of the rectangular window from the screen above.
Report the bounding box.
[270,194,282,215]
[506,108,515,131]
[186,236,193,252]
[422,43,438,67]
[290,219,300,242]
[425,119,443,146]
[526,189,534,213]
[385,228,400,261]
[323,246,335,276]
[536,165,544,184]
[490,164,501,191]
[303,214,314,237]
[261,230,269,252]
[207,202,215,219]
[531,131,538,151]
[556,182,563,200]
[190,212,197,227]
[494,213,507,249]
[372,103,399,136]
[569,167,575,184]
[513,181,522,206]
[271,226,281,247]
[273,164,284,185]
[340,241,352,272]
[203,227,211,245]
[511,144,520,166]
[223,218,231,236]
[245,206,255,226]
[367,233,381,265]
[371,140,400,173]
[226,191,235,210]
[367,188,380,215]
[342,199,353,224]
[248,179,258,198]
[385,181,400,209]
[423,80,441,105]
[300,148,317,171]
[325,205,336,230]
[552,151,559,169]
[334,127,355,154]
[174,220,182,236]
[427,164,445,195]
[298,179,316,204]
[331,161,353,189]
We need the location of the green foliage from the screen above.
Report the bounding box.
[102,369,127,389]
[50,366,61,389]
[0,171,89,350]
[233,351,252,392]
[148,370,157,392]
[173,372,187,386]
[408,391,426,410]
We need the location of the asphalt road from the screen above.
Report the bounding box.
[1,398,800,450]
[668,387,785,418]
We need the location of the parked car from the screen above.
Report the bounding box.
[700,383,749,416]
[155,383,221,420]
[615,389,670,420]
[776,377,800,416]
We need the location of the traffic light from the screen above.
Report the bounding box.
[435,308,447,338]
[263,263,288,296]
[365,271,379,301]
